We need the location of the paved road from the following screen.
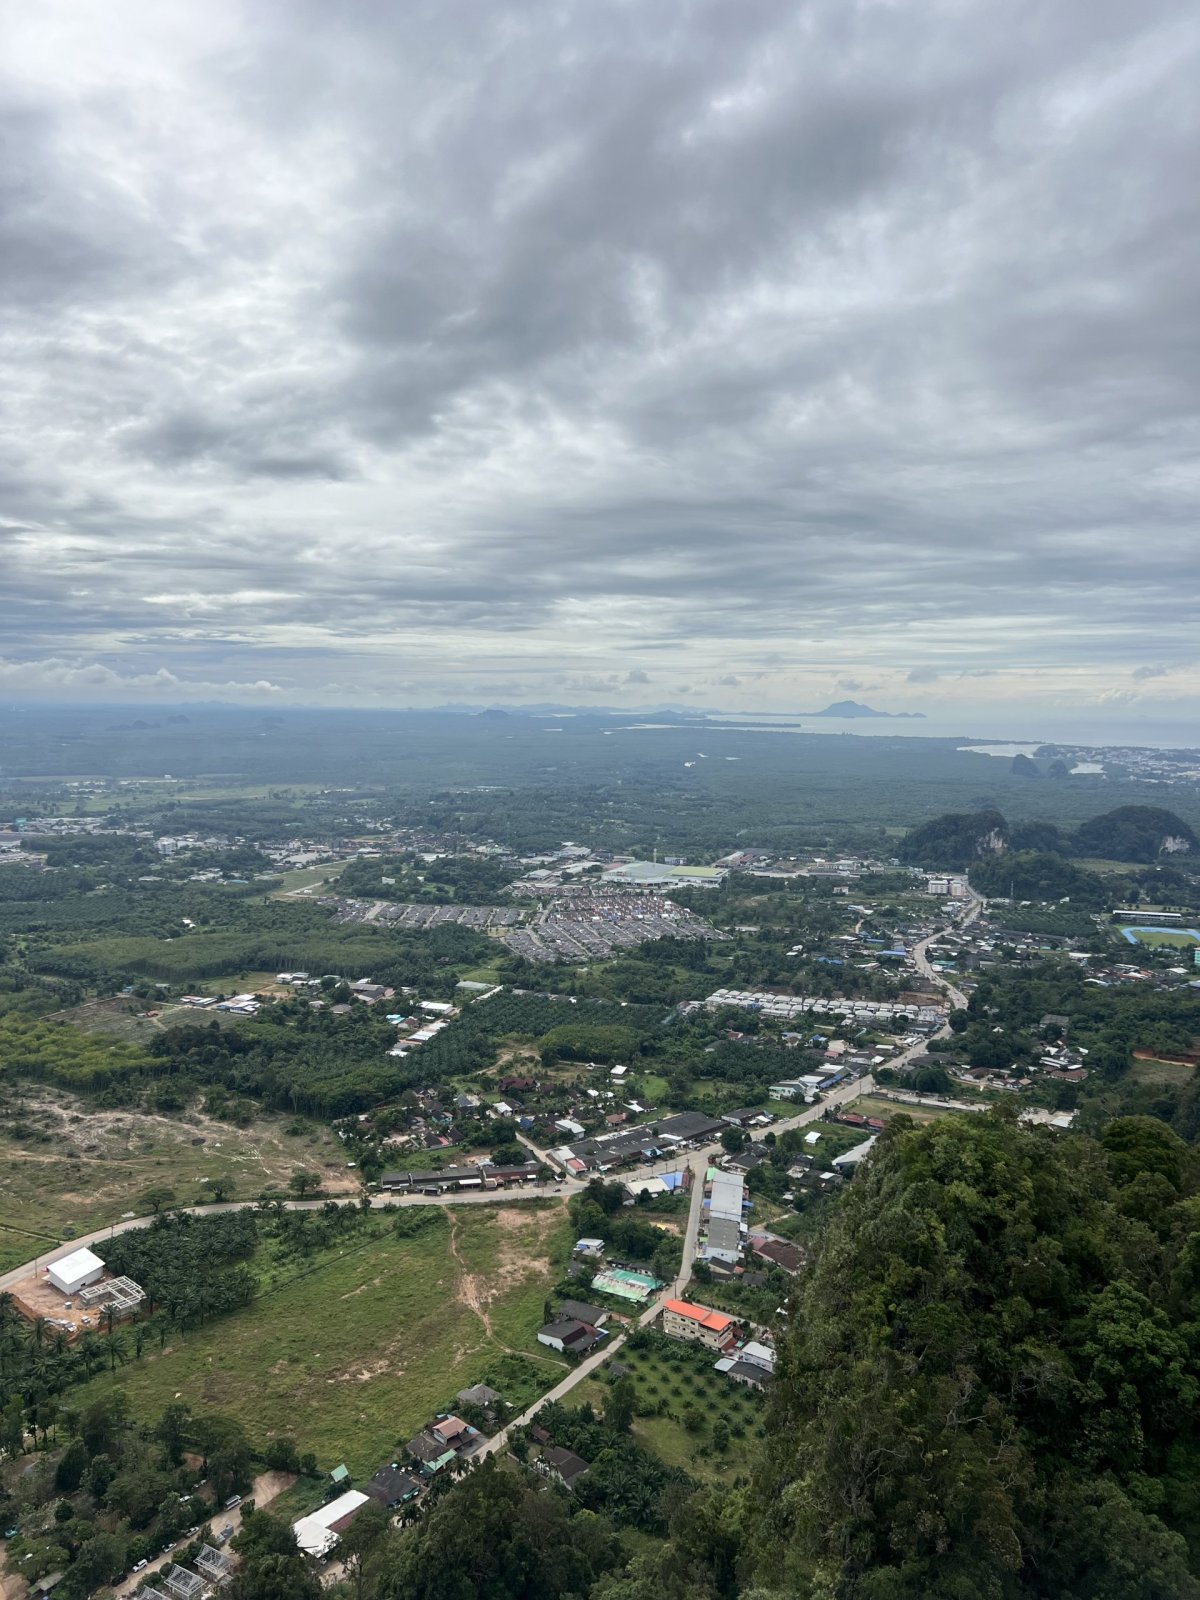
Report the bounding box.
[470,893,988,1442]
[911,892,982,1015]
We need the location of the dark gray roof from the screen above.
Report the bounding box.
[704,1218,743,1253]
[545,1446,590,1486]
[406,1431,449,1463]
[538,1318,604,1351]
[556,1299,608,1326]
[457,1382,501,1407]
[366,1465,420,1504]
[726,1359,775,1387]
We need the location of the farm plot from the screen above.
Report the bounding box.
[602,1332,768,1485]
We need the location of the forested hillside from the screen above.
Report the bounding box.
[748,1111,1200,1598]
[900,804,1198,870]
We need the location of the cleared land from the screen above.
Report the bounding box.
[1129,1056,1197,1087]
[845,1093,961,1125]
[269,861,349,899]
[73,1202,573,1474]
[0,1088,350,1240]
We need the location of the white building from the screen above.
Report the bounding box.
[47,1246,105,1297]
[293,1490,369,1558]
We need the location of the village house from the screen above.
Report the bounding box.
[537,1317,606,1355]
[542,1446,590,1491]
[749,1235,805,1274]
[661,1299,737,1351]
[364,1465,421,1509]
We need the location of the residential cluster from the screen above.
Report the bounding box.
[501,888,719,963]
[551,1110,730,1175]
[660,1299,777,1392]
[705,988,945,1029]
[292,1383,509,1559]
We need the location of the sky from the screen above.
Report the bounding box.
[2,0,1198,736]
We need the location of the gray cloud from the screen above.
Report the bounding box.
[0,0,1197,722]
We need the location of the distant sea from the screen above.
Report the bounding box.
[704,711,1200,752]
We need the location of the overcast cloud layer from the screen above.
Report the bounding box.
[2,0,1198,730]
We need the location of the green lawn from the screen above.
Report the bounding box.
[0,1224,59,1274]
[1129,1057,1196,1086]
[634,1074,670,1101]
[458,959,508,984]
[1122,930,1200,949]
[268,862,349,899]
[73,1202,573,1474]
[847,1093,960,1126]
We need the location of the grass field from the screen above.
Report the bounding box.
[1121,929,1200,950]
[634,1074,671,1102]
[48,996,250,1044]
[458,957,509,984]
[0,1090,349,1242]
[0,1224,60,1274]
[268,862,349,899]
[74,1202,573,1474]
[846,1093,962,1125]
[1129,1057,1196,1086]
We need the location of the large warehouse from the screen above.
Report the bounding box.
[47,1246,105,1296]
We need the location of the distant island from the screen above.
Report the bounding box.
[809,700,926,720]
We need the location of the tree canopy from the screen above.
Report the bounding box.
[747,1109,1200,1599]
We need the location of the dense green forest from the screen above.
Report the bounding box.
[750,1111,1200,1598]
[901,805,1198,871]
[968,850,1111,904]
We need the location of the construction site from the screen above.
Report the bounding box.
[8,1243,145,1341]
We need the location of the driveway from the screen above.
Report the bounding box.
[109,1470,295,1597]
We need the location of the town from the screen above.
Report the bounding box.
[0,773,1198,1600]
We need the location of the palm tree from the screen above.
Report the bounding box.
[77,1331,102,1378]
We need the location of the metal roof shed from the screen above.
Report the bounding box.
[46,1247,104,1296]
[161,1566,205,1600]
[195,1545,233,1583]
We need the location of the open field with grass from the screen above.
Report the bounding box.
[0,1088,349,1240]
[74,1201,573,1474]
[845,1093,962,1125]
[634,1074,671,1101]
[268,862,349,899]
[0,1224,59,1274]
[1129,1056,1197,1087]
[47,996,251,1044]
[457,956,509,985]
